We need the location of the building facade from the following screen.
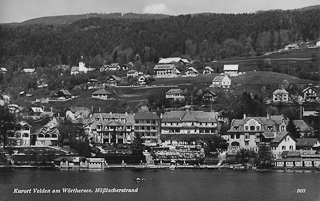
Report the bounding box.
[160,111,219,137]
[134,113,161,146]
[86,113,135,144]
[154,64,178,78]
[165,89,185,100]
[223,114,289,155]
[273,89,289,103]
[210,75,231,88]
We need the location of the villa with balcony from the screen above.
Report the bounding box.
[12,122,31,146]
[85,112,134,144]
[134,112,161,146]
[223,114,292,158]
[160,110,219,144]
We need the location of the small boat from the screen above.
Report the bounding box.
[133,177,145,182]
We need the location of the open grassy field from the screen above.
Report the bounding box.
[194,48,320,73]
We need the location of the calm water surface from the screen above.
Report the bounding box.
[0,168,319,201]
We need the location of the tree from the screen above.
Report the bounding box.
[131,133,144,157]
[236,149,257,165]
[0,106,16,148]
[287,120,300,139]
[256,144,274,168]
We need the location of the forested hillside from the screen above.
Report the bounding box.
[0,7,319,71]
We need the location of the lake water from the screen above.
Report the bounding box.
[0,168,319,201]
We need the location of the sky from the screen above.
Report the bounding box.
[0,0,319,23]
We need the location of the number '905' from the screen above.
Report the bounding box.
[297,189,306,193]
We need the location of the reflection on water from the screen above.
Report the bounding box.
[0,168,319,201]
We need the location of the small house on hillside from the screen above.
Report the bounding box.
[66,106,91,122]
[71,66,80,75]
[203,66,214,74]
[223,65,238,77]
[0,67,7,74]
[22,68,36,74]
[273,88,289,103]
[92,89,112,100]
[210,75,231,88]
[302,85,318,102]
[106,75,122,87]
[158,57,189,64]
[203,89,217,101]
[166,89,185,100]
[57,90,72,99]
[123,62,135,71]
[138,76,147,85]
[184,67,198,77]
[127,70,139,77]
[108,63,120,71]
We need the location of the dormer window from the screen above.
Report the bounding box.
[234,126,238,131]
[256,126,260,130]
[250,126,255,131]
[280,126,285,131]
[245,126,248,130]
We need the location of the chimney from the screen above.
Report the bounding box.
[99,107,101,112]
[267,113,270,119]
[243,114,246,120]
[91,106,93,112]
[274,132,277,138]
[125,112,128,115]
[110,112,112,115]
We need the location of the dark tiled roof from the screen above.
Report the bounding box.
[293,120,313,132]
[296,138,319,147]
[92,89,112,95]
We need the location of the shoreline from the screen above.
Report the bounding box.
[1,164,319,172]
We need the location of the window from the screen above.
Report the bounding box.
[250,126,255,131]
[245,126,248,130]
[231,134,234,139]
[245,133,250,139]
[289,146,293,150]
[245,141,249,146]
[282,146,286,150]
[236,134,240,139]
[281,126,285,131]
[256,126,260,130]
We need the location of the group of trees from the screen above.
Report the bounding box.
[236,145,274,167]
[1,7,319,70]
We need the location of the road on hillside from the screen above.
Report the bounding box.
[221,57,313,63]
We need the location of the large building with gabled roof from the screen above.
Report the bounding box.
[85,112,135,144]
[160,111,219,143]
[154,64,179,78]
[223,114,294,158]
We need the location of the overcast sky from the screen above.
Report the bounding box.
[0,0,318,23]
